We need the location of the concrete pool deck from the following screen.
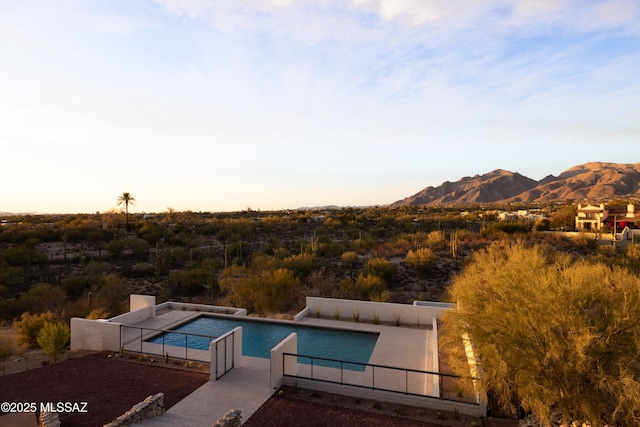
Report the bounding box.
[130,309,434,426]
[133,356,272,427]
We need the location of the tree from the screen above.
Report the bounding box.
[36,321,70,362]
[13,311,58,350]
[442,242,640,426]
[550,204,577,230]
[116,192,136,231]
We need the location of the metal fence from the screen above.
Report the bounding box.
[120,325,217,361]
[283,352,480,405]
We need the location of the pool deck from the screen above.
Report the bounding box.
[130,310,433,426]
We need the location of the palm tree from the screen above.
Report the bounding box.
[116,192,136,231]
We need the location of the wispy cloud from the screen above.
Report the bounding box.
[1,0,638,212]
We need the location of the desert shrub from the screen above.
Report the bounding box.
[338,273,386,301]
[340,251,358,268]
[0,328,16,370]
[13,311,59,350]
[19,283,67,314]
[219,264,302,314]
[168,263,217,296]
[443,241,640,426]
[86,308,110,320]
[91,275,128,316]
[405,247,437,275]
[62,276,89,300]
[0,246,46,266]
[355,274,386,301]
[129,238,150,260]
[426,230,445,248]
[105,238,126,259]
[37,321,70,362]
[256,268,302,313]
[364,258,397,284]
[281,253,315,279]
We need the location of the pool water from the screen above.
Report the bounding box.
[148,316,379,370]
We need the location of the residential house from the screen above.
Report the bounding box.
[575,203,637,231]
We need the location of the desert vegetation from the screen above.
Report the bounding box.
[3,201,640,423]
[442,241,640,426]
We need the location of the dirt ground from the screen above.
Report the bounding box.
[0,351,209,427]
[0,350,518,427]
[244,385,519,427]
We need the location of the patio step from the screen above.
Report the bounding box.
[133,411,213,427]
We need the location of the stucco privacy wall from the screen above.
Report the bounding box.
[130,294,156,316]
[305,297,453,324]
[270,333,297,391]
[71,295,156,352]
[70,318,121,352]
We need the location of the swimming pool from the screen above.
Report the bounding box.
[148,315,379,370]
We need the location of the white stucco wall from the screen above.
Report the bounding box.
[70,318,121,352]
[270,333,297,391]
[305,297,453,324]
[130,294,156,316]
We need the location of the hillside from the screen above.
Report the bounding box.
[392,162,640,206]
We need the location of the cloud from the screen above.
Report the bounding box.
[153,0,639,35]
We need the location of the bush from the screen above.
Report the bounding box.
[365,258,397,284]
[13,311,58,350]
[405,247,437,275]
[443,242,640,426]
[37,321,70,362]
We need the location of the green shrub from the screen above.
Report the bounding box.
[36,321,70,362]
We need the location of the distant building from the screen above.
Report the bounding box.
[575,203,637,231]
[498,210,546,222]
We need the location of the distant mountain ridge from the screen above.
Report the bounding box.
[392,162,640,206]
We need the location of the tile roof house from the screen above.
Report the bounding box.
[575,203,637,231]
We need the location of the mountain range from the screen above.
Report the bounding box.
[392,162,640,207]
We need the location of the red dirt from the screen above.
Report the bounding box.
[1,351,518,427]
[0,352,208,427]
[244,395,441,427]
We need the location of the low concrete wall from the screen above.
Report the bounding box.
[108,306,154,325]
[270,333,297,391]
[431,317,440,397]
[305,297,452,325]
[70,318,121,352]
[282,377,484,417]
[293,307,309,322]
[156,301,246,316]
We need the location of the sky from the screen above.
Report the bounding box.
[1,0,639,214]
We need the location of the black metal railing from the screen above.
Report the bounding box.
[283,352,480,405]
[120,325,217,361]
